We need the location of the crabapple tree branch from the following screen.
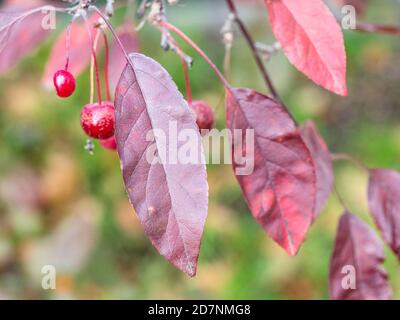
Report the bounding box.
[355,22,400,35]
[224,0,281,101]
[331,153,370,171]
[156,20,231,89]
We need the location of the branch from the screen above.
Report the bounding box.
[326,0,400,36]
[83,14,102,103]
[224,0,280,101]
[331,153,370,172]
[91,6,133,70]
[157,20,231,89]
[355,22,400,35]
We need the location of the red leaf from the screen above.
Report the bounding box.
[329,212,391,300]
[299,121,333,221]
[226,88,316,255]
[109,23,139,95]
[114,53,208,276]
[42,13,100,88]
[368,169,400,259]
[265,0,347,96]
[0,1,50,74]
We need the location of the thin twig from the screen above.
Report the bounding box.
[256,41,281,62]
[101,29,111,101]
[181,57,192,104]
[334,185,349,212]
[221,13,235,81]
[157,20,231,88]
[65,22,72,70]
[355,21,400,35]
[224,0,280,101]
[91,6,134,72]
[152,23,193,66]
[90,29,101,104]
[84,16,102,104]
[327,0,400,35]
[331,152,370,171]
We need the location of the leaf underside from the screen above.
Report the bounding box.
[114,53,208,277]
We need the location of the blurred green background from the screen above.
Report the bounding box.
[0,0,399,299]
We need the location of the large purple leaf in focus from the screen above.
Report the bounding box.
[109,23,139,95]
[300,121,334,221]
[368,169,400,259]
[114,53,208,276]
[329,212,391,300]
[0,1,50,74]
[225,88,316,255]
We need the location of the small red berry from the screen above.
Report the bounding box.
[99,135,117,151]
[190,100,215,132]
[53,70,76,98]
[80,102,115,139]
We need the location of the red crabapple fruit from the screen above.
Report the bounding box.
[53,70,76,98]
[80,102,115,140]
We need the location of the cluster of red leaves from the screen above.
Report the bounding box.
[1,0,399,300]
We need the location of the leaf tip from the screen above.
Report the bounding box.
[186,264,197,278]
[285,235,305,257]
[286,245,298,257]
[334,84,348,97]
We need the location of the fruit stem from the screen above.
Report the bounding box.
[181,58,192,105]
[65,22,72,71]
[331,153,370,171]
[92,7,134,75]
[158,20,231,89]
[101,29,111,101]
[83,15,102,104]
[90,29,102,104]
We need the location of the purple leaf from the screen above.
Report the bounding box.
[368,169,400,259]
[225,88,316,255]
[299,121,334,221]
[329,212,391,300]
[114,53,208,277]
[0,1,50,74]
[109,23,139,95]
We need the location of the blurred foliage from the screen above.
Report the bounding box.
[0,0,399,299]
